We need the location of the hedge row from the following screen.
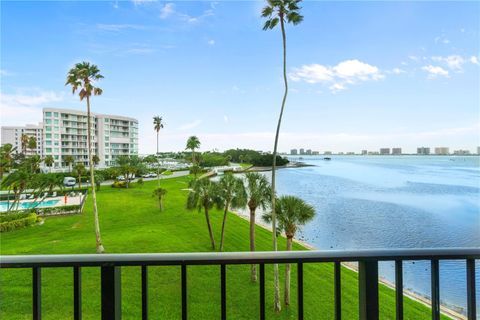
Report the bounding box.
[0,212,38,232]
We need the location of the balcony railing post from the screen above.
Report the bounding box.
[431,260,440,320]
[141,266,148,320]
[359,260,379,320]
[466,259,476,320]
[101,266,122,320]
[395,260,403,320]
[74,266,82,320]
[334,261,341,320]
[33,267,41,320]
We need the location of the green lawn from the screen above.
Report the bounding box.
[0,176,444,319]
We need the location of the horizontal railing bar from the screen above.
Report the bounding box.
[1,248,479,268]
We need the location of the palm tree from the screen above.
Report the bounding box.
[186,178,217,250]
[73,163,86,188]
[215,173,247,251]
[153,116,164,155]
[263,195,315,306]
[66,61,105,253]
[2,167,31,211]
[27,136,37,154]
[153,187,168,211]
[245,172,271,281]
[20,134,29,154]
[28,155,42,173]
[64,155,74,173]
[0,143,16,179]
[261,0,303,311]
[44,155,54,172]
[92,155,100,167]
[186,136,201,165]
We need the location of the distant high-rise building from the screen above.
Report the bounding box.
[368,151,380,155]
[477,146,480,155]
[347,152,355,155]
[42,108,138,169]
[380,148,390,155]
[290,149,298,155]
[324,151,332,155]
[299,148,305,155]
[392,148,402,155]
[434,147,449,155]
[453,150,471,155]
[306,149,312,155]
[1,123,43,156]
[361,150,368,155]
[312,151,319,155]
[417,147,430,155]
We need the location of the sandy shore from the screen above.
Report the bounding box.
[230,209,465,320]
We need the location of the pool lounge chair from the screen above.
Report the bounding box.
[52,192,57,197]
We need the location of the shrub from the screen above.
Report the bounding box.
[111,181,127,188]
[0,212,38,232]
[36,205,80,215]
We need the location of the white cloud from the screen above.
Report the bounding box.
[207,39,215,46]
[160,3,175,19]
[96,24,145,32]
[178,119,202,131]
[223,115,229,124]
[391,68,406,74]
[159,3,214,23]
[132,0,157,5]
[432,55,465,72]
[421,65,449,78]
[290,59,383,92]
[0,90,64,126]
[0,69,13,76]
[408,55,419,62]
[470,56,479,65]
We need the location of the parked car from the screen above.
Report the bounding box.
[63,177,76,187]
[117,174,136,181]
[142,173,158,178]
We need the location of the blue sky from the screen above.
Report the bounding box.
[1,0,479,153]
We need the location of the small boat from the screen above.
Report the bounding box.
[323,157,331,160]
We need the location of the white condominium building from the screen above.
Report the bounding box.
[1,123,44,156]
[43,108,138,169]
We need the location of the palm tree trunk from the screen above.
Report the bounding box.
[86,95,105,254]
[204,206,216,250]
[271,15,288,313]
[249,206,257,282]
[285,235,293,306]
[156,131,159,155]
[219,202,229,252]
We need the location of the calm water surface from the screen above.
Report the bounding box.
[268,155,479,315]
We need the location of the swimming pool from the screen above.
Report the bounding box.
[0,199,60,212]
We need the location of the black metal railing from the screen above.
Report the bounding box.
[0,248,478,320]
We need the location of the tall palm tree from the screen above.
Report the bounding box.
[28,155,42,174]
[27,136,37,154]
[261,0,303,311]
[153,116,164,155]
[186,136,201,165]
[245,172,271,281]
[44,155,54,172]
[73,163,86,188]
[186,178,217,250]
[263,195,315,306]
[20,134,29,154]
[64,155,74,173]
[215,173,247,251]
[66,61,105,254]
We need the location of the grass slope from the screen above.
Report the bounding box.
[0,176,445,319]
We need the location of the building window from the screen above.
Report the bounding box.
[45,133,52,139]
[54,134,60,139]
[46,148,52,153]
[45,119,52,124]
[54,148,59,153]
[54,119,59,125]
[54,112,59,117]
[45,126,52,132]
[46,141,52,146]
[45,112,52,117]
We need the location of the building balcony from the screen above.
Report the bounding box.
[0,248,477,320]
